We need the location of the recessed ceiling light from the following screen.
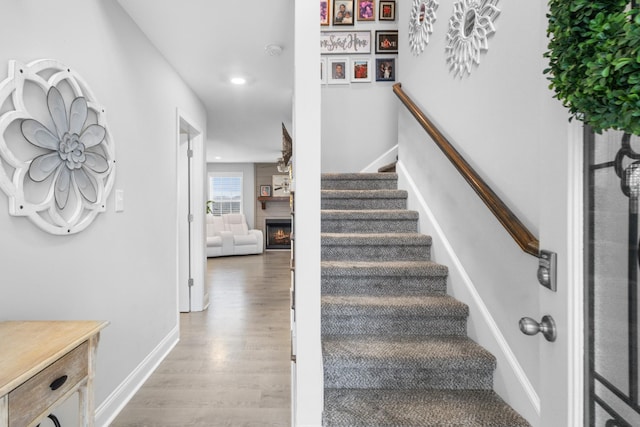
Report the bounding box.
[230,77,246,85]
[215,156,222,160]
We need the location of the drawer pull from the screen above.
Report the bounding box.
[36,414,61,427]
[49,375,68,391]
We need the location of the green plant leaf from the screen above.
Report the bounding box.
[544,1,640,136]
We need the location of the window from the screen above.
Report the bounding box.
[208,173,242,216]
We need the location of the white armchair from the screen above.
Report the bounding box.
[206,213,263,257]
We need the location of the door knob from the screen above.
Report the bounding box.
[519,315,557,342]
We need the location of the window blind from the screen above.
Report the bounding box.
[209,174,242,216]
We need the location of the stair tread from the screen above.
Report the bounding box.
[323,335,495,369]
[323,388,531,427]
[322,189,408,198]
[322,260,448,276]
[322,294,468,317]
[322,209,418,219]
[322,233,431,245]
[322,172,398,180]
[377,162,397,173]
[321,173,399,190]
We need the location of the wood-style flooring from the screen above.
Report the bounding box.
[111,251,292,426]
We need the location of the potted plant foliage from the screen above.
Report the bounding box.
[544,0,640,136]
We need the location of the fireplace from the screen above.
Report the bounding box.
[265,218,292,250]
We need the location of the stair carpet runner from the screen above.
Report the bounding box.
[321,173,530,426]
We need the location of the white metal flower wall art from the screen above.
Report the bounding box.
[0,59,115,234]
[409,0,439,55]
[445,0,500,78]
[24,87,108,210]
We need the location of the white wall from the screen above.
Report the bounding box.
[396,1,573,425]
[293,1,323,426]
[206,162,256,228]
[322,86,398,172]
[320,15,398,172]
[0,1,207,424]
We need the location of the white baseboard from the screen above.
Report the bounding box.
[396,160,540,421]
[360,145,398,173]
[95,325,180,427]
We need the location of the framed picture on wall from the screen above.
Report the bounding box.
[357,0,375,21]
[333,0,355,25]
[272,175,290,197]
[376,57,396,81]
[351,58,372,82]
[375,30,399,53]
[260,185,271,197]
[320,31,372,54]
[379,0,395,21]
[327,57,350,84]
[321,0,331,25]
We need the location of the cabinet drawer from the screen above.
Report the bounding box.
[8,341,89,427]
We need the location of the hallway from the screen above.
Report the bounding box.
[111,251,292,426]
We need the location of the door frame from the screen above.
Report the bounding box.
[176,109,207,312]
[542,120,584,426]
[567,121,585,426]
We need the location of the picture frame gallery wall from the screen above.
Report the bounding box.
[320,0,397,85]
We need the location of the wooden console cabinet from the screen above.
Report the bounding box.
[0,321,108,427]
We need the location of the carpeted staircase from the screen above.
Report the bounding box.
[321,172,531,427]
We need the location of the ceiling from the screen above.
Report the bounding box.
[117,0,294,164]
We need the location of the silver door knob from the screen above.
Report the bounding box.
[519,315,557,342]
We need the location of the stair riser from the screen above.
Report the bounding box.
[322,245,430,262]
[322,219,418,233]
[323,367,494,390]
[322,276,447,296]
[322,316,467,336]
[322,179,398,191]
[322,389,532,427]
[322,198,407,210]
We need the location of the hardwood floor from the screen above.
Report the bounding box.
[111,251,292,426]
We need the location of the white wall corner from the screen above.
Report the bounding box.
[360,144,398,173]
[566,120,585,427]
[396,160,540,424]
[95,325,180,427]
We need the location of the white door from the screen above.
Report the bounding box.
[177,113,205,313]
[531,118,584,426]
[534,121,640,427]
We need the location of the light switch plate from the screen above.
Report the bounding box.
[115,189,124,212]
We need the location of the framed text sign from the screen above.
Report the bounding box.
[375,30,399,54]
[320,31,371,54]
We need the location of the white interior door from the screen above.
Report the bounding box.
[533,121,584,427]
[177,112,205,313]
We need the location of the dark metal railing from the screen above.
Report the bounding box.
[586,127,640,426]
[392,83,539,257]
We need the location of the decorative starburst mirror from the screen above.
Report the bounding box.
[0,59,115,234]
[409,0,439,55]
[445,0,500,77]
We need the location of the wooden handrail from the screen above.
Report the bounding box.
[393,83,540,257]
